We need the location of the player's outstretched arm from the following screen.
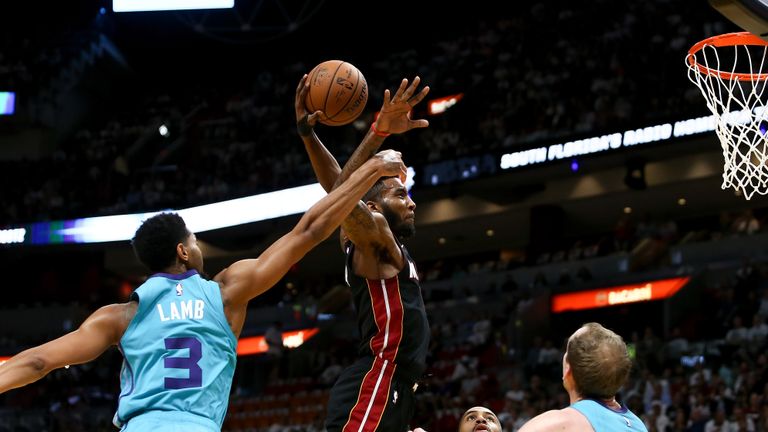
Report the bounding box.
[0,303,133,394]
[217,150,406,306]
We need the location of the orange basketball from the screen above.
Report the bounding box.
[305,60,368,126]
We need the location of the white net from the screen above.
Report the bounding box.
[686,35,768,200]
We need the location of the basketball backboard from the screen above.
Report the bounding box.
[711,0,768,39]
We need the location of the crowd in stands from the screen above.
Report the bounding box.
[0,0,737,226]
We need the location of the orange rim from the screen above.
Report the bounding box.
[687,32,768,81]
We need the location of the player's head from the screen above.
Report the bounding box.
[459,406,502,432]
[363,176,416,239]
[563,322,632,400]
[132,213,203,274]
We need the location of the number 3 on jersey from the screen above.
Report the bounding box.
[164,337,203,389]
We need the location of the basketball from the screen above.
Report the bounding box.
[305,60,368,126]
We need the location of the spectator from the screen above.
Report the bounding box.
[265,321,285,382]
[704,409,734,432]
[731,210,760,235]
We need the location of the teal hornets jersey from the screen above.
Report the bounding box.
[113,270,237,431]
[571,399,647,432]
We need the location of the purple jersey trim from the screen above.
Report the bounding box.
[585,398,629,414]
[149,269,198,280]
[116,343,136,424]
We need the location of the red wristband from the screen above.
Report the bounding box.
[370,122,390,137]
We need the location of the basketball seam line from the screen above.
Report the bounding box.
[327,65,361,123]
[322,61,346,117]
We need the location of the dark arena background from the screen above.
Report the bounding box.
[2,0,768,431]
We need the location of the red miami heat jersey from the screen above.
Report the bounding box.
[344,241,430,376]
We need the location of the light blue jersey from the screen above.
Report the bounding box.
[571,399,647,432]
[114,270,237,431]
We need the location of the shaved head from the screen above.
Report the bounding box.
[463,407,496,417]
[459,406,502,432]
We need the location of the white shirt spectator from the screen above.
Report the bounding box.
[468,319,491,346]
[505,388,525,402]
[689,366,712,387]
[705,410,736,432]
[665,328,690,358]
[748,316,768,344]
[265,324,284,357]
[725,325,749,346]
[537,342,560,365]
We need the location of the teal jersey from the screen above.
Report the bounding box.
[571,399,647,432]
[114,270,237,430]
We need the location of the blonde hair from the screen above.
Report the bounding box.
[567,322,632,399]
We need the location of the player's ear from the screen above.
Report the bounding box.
[562,353,573,381]
[366,200,380,212]
[176,242,188,262]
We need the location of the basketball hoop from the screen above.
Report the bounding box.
[687,32,768,199]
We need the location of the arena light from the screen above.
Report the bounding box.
[236,328,319,356]
[0,228,25,244]
[17,183,327,244]
[405,166,416,191]
[428,93,463,115]
[551,276,690,313]
[178,183,325,233]
[53,213,158,244]
[0,92,15,115]
[113,0,234,12]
